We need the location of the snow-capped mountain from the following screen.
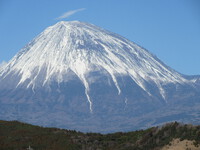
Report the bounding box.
[0,21,199,133]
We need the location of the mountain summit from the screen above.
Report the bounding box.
[0,21,199,133]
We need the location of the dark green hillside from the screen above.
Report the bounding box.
[0,120,200,150]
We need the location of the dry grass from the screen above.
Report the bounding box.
[161,138,200,150]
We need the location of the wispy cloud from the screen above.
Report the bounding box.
[56,8,86,20]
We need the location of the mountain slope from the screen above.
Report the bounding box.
[0,21,199,133]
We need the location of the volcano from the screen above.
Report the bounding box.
[0,21,199,133]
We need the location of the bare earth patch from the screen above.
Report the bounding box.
[161,138,200,150]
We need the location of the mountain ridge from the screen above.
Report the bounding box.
[0,120,200,150]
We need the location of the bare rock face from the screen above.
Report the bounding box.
[0,21,199,133]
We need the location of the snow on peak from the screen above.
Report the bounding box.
[0,61,6,67]
[0,21,188,112]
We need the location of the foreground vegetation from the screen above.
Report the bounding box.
[0,120,200,150]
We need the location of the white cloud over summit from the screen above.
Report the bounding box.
[56,8,86,20]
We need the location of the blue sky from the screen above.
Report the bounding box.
[0,0,199,75]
